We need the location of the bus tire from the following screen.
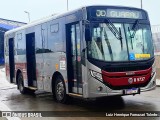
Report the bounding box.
[54,76,70,103]
[18,73,27,94]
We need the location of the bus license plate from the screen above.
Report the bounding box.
[125,88,138,95]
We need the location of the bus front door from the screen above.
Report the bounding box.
[66,23,82,94]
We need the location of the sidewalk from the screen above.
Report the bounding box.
[156,79,160,86]
[0,67,16,90]
[0,67,20,120]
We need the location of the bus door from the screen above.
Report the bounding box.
[9,38,15,83]
[66,22,82,94]
[26,33,37,87]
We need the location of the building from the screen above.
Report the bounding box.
[0,18,26,64]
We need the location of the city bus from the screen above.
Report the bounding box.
[4,5,156,103]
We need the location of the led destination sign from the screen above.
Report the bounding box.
[95,9,143,19]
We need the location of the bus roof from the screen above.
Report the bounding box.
[5,5,146,36]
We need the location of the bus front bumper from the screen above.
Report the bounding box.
[107,72,156,96]
[87,72,156,98]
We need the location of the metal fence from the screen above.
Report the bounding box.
[152,25,160,54]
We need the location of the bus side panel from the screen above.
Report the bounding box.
[5,33,17,84]
[35,25,44,90]
[4,36,10,82]
[14,30,28,87]
[41,17,68,92]
[61,17,68,94]
[5,58,10,82]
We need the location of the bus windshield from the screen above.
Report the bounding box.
[87,22,154,61]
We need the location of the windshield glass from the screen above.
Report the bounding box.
[87,22,154,61]
[125,24,154,60]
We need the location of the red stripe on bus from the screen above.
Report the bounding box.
[102,67,151,77]
[102,68,151,86]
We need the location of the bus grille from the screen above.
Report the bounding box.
[104,65,151,72]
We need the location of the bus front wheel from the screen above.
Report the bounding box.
[53,76,70,103]
[18,73,27,94]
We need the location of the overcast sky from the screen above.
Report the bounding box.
[0,0,159,25]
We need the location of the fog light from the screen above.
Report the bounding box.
[97,86,103,91]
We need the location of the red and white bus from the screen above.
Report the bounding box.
[5,5,156,103]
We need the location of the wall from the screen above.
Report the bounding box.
[152,25,160,79]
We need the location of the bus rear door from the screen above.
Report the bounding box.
[26,33,37,87]
[9,38,15,83]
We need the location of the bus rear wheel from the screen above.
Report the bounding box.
[53,76,70,103]
[18,73,27,94]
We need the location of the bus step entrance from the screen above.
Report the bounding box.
[72,86,83,94]
[68,93,83,97]
[28,86,37,90]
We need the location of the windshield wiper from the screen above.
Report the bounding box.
[104,19,123,50]
[132,19,139,30]
[129,20,140,38]
[128,27,134,49]
[119,27,123,50]
[103,28,113,61]
[127,20,140,49]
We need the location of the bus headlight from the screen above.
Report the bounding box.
[90,70,103,81]
[151,62,156,77]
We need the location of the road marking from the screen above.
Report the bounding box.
[0,102,21,120]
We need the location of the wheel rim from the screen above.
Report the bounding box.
[56,81,65,101]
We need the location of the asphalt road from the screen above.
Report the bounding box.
[0,67,160,120]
